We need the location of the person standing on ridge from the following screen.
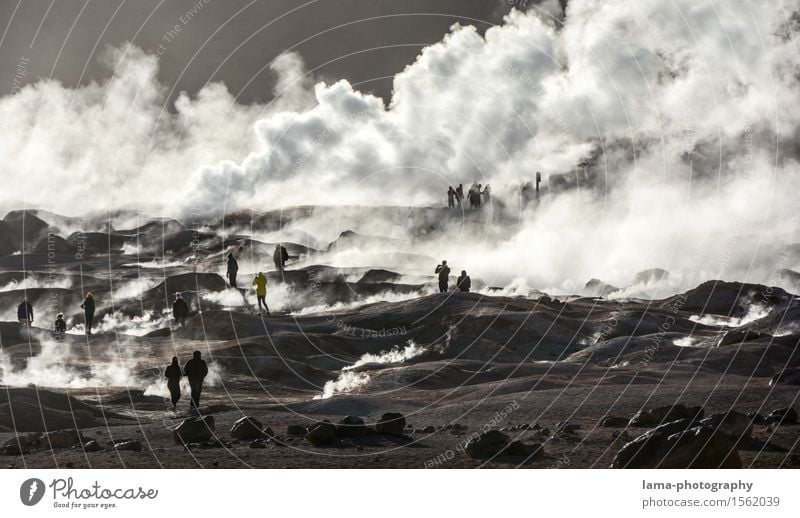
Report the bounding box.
[456,270,472,292]
[273,244,289,272]
[80,293,95,335]
[173,293,189,326]
[435,260,451,293]
[17,298,33,327]
[164,357,183,411]
[226,252,239,288]
[253,271,270,315]
[184,351,209,412]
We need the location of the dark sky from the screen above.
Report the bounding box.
[0,0,511,105]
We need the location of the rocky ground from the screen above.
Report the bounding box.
[0,208,799,468]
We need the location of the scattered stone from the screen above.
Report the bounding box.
[629,404,704,427]
[114,440,143,452]
[601,416,630,428]
[286,424,307,437]
[719,328,771,346]
[612,419,741,468]
[336,416,368,438]
[465,430,509,459]
[81,440,103,453]
[699,411,753,440]
[39,430,86,450]
[505,440,544,459]
[230,416,266,440]
[555,422,581,434]
[375,413,406,437]
[747,412,767,425]
[306,421,337,446]
[420,425,436,434]
[173,416,215,444]
[766,407,798,425]
[249,439,267,449]
[770,368,800,386]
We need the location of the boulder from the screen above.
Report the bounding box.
[505,440,544,459]
[770,368,800,386]
[230,416,266,440]
[336,416,368,437]
[306,421,337,446]
[375,413,406,437]
[601,416,630,428]
[39,430,86,450]
[420,425,436,434]
[629,404,704,427]
[612,420,742,468]
[173,416,215,444]
[719,328,771,346]
[286,424,307,437]
[80,440,103,453]
[766,407,798,425]
[465,430,509,459]
[114,440,143,452]
[699,411,752,440]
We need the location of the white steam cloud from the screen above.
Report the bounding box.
[314,340,426,399]
[1,2,799,292]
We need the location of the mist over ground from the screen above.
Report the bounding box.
[2,0,800,292]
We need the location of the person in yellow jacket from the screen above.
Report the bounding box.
[253,272,270,315]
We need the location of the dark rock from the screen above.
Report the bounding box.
[766,407,798,425]
[336,416,368,437]
[699,411,753,440]
[173,416,215,444]
[601,416,630,428]
[286,424,307,437]
[770,368,800,386]
[306,421,337,446]
[80,440,103,452]
[465,430,509,459]
[114,440,143,452]
[555,421,581,434]
[747,412,767,425]
[249,439,267,449]
[420,425,436,434]
[375,413,406,437]
[719,328,771,347]
[629,404,704,427]
[230,416,266,440]
[612,420,741,468]
[505,440,544,459]
[39,430,86,450]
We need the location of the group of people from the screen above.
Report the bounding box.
[17,292,96,335]
[164,351,209,412]
[434,260,471,293]
[447,183,491,210]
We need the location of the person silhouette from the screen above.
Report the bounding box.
[183,351,209,411]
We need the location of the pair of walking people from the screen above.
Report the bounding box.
[164,351,209,412]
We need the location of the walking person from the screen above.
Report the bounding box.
[226,253,239,288]
[183,351,208,412]
[164,357,183,411]
[80,293,95,335]
[17,298,33,327]
[482,184,491,204]
[435,260,451,293]
[456,184,464,208]
[173,293,189,326]
[252,271,270,315]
